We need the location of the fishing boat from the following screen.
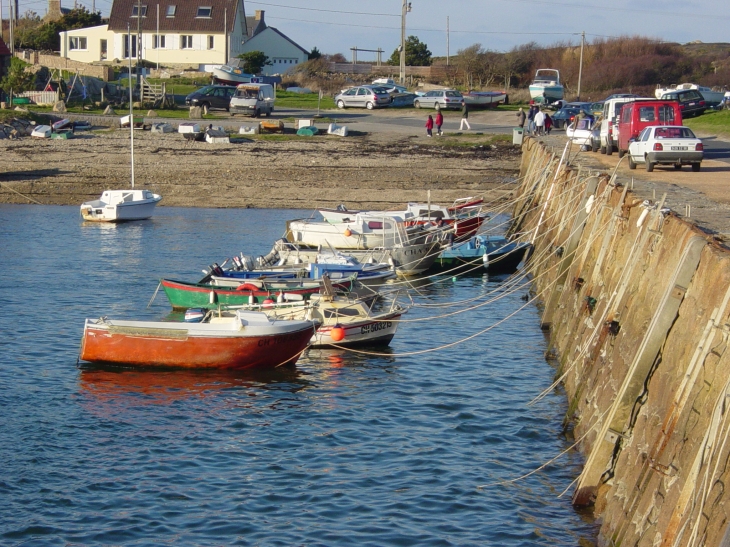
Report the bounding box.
[212,59,254,86]
[160,276,356,310]
[463,91,508,108]
[79,310,316,369]
[195,292,407,348]
[654,83,726,107]
[318,197,487,241]
[529,69,564,104]
[80,36,161,223]
[432,235,531,275]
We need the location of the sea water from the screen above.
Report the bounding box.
[0,205,596,546]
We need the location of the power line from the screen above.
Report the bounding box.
[246,1,400,18]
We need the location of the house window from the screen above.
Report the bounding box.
[181,35,193,49]
[131,5,147,17]
[124,34,137,58]
[208,35,214,49]
[69,37,87,50]
[166,5,176,17]
[153,35,166,49]
[100,39,107,59]
[196,6,212,17]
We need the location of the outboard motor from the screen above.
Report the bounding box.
[184,308,206,323]
[208,263,224,276]
[257,248,280,267]
[232,256,243,271]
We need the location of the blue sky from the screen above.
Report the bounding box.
[6,0,730,57]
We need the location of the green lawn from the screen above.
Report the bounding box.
[683,109,730,138]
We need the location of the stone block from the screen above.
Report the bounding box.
[189,106,203,119]
[146,110,157,117]
[52,101,67,113]
[239,125,260,135]
[103,105,116,115]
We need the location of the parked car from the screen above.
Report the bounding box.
[588,101,605,118]
[604,93,641,101]
[413,89,464,109]
[590,120,602,152]
[185,85,236,112]
[658,89,707,118]
[616,100,682,157]
[600,96,645,155]
[377,83,409,95]
[334,85,391,109]
[627,125,703,172]
[551,104,593,129]
[565,118,595,148]
[229,83,275,117]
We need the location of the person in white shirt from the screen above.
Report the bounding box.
[534,109,546,136]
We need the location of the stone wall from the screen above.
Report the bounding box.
[15,51,115,81]
[511,137,730,546]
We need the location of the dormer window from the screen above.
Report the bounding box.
[166,5,176,17]
[131,5,147,16]
[196,6,212,17]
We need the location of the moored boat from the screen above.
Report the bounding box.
[463,91,508,108]
[432,235,531,275]
[79,310,316,369]
[529,69,564,104]
[80,189,162,222]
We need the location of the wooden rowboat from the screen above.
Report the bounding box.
[79,311,316,369]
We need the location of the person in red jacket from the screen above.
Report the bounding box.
[425,114,434,137]
[435,110,444,136]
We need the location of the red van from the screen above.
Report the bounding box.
[617,100,683,158]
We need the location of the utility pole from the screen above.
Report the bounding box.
[136,0,142,90]
[446,16,449,66]
[8,0,14,54]
[399,1,410,85]
[577,31,585,101]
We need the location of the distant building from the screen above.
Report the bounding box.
[45,0,71,22]
[238,10,308,76]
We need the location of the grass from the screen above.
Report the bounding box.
[430,133,513,147]
[274,90,335,110]
[682,109,730,137]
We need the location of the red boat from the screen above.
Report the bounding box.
[79,311,316,370]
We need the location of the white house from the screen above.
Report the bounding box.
[239,10,309,76]
[58,2,309,74]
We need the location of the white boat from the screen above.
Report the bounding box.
[529,69,564,104]
[654,83,726,106]
[212,59,254,86]
[31,125,52,138]
[80,38,161,223]
[463,91,508,107]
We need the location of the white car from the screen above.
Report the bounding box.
[627,125,704,172]
[565,118,594,148]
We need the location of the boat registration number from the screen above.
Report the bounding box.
[361,321,392,334]
[671,146,688,151]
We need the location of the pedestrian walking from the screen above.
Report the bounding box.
[544,113,553,135]
[459,100,471,131]
[527,105,536,135]
[425,114,434,137]
[534,109,546,136]
[435,110,444,136]
[516,107,526,128]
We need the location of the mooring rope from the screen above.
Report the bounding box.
[0,181,44,205]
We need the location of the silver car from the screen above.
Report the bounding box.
[413,89,463,110]
[334,86,391,110]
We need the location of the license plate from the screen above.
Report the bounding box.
[671,146,688,151]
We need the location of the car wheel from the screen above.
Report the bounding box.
[628,155,636,169]
[366,101,374,110]
[646,160,654,172]
[337,100,345,109]
[674,164,682,170]
[618,149,625,158]
[253,108,259,118]
[414,100,421,108]
[600,146,606,154]
[265,109,271,118]
[692,163,701,172]
[606,142,613,155]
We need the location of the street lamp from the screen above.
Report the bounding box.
[399,1,411,85]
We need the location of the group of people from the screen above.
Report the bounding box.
[425,100,471,137]
[517,104,553,136]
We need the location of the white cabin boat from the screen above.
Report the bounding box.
[655,83,726,106]
[529,69,564,104]
[212,59,254,86]
[80,189,162,222]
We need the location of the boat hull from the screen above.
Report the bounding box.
[463,91,507,107]
[313,313,402,347]
[80,195,162,222]
[80,319,314,369]
[212,67,253,86]
[161,278,354,310]
[433,237,531,275]
[529,84,564,103]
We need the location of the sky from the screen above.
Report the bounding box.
[4,0,729,57]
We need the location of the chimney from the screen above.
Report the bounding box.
[255,10,264,21]
[252,10,266,36]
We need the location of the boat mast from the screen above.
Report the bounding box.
[128,23,135,189]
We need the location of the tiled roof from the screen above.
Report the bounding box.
[108,0,241,33]
[0,37,10,56]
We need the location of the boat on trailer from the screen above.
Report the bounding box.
[212,59,254,86]
[463,91,508,108]
[529,69,564,105]
[79,310,316,369]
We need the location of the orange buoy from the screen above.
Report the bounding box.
[236,282,260,292]
[330,324,346,342]
[343,228,352,237]
[262,298,276,308]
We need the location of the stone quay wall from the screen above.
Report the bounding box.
[511,137,730,546]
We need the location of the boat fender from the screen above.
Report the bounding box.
[236,283,260,292]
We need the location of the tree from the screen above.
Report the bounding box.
[456,44,483,88]
[308,47,322,60]
[12,7,101,51]
[0,57,36,95]
[387,36,432,67]
[236,51,271,74]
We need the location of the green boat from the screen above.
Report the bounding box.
[160,277,356,310]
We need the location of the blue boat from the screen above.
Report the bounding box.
[433,235,531,275]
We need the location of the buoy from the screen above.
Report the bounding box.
[277,291,284,303]
[330,324,346,342]
[344,228,352,237]
[236,282,260,292]
[209,291,216,304]
[248,294,255,305]
[262,298,275,308]
[452,276,457,282]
